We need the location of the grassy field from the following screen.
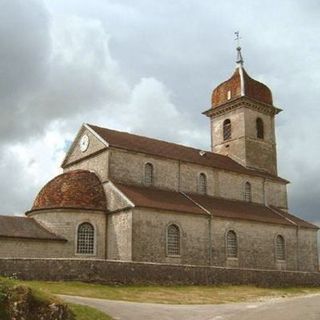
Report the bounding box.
[68,304,112,320]
[22,280,320,305]
[0,278,112,320]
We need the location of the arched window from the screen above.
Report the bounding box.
[223,119,231,141]
[256,118,264,139]
[167,224,180,256]
[276,235,285,260]
[226,230,238,258]
[198,173,207,195]
[77,222,95,254]
[144,163,154,186]
[244,182,252,202]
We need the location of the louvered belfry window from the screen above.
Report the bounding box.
[198,173,207,195]
[223,119,232,141]
[167,224,180,256]
[144,163,154,186]
[77,223,95,254]
[256,117,264,139]
[227,230,238,258]
[244,182,252,202]
[276,235,285,260]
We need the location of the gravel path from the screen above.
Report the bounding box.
[59,293,320,320]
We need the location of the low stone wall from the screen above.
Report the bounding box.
[1,258,320,287]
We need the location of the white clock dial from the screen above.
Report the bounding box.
[79,134,89,152]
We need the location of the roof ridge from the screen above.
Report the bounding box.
[87,124,218,156]
[88,124,288,183]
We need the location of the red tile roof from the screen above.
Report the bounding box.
[114,183,318,229]
[115,183,206,215]
[0,216,66,241]
[186,193,318,229]
[211,67,273,107]
[88,124,287,183]
[31,170,107,212]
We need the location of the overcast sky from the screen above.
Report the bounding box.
[0,0,319,224]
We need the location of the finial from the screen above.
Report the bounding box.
[234,31,244,66]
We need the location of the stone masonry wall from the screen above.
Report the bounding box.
[29,210,107,259]
[131,208,318,272]
[109,148,286,207]
[0,239,66,258]
[1,258,320,287]
[132,208,210,265]
[107,210,132,261]
[62,126,109,182]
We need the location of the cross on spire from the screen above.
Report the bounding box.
[234,31,244,66]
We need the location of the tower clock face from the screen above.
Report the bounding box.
[79,134,89,152]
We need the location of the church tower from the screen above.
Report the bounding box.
[203,46,281,176]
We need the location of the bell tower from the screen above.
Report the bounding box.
[203,46,281,176]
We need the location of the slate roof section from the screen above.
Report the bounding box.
[87,124,288,183]
[0,216,66,241]
[114,183,318,229]
[30,170,107,212]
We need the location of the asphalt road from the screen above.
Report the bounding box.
[60,293,320,320]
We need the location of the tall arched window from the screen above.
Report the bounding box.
[144,163,154,186]
[276,235,285,260]
[198,173,207,195]
[167,224,180,256]
[256,118,264,139]
[223,119,231,141]
[77,222,95,254]
[226,230,238,258]
[244,182,252,202]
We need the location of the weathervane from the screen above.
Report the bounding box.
[234,31,244,66]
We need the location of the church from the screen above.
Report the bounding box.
[0,48,318,272]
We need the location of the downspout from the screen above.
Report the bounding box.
[268,206,299,270]
[178,160,181,191]
[180,192,212,265]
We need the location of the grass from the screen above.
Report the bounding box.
[0,277,113,320]
[21,280,320,305]
[68,304,113,320]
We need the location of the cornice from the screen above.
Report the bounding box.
[203,97,282,118]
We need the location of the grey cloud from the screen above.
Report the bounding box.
[1,0,320,224]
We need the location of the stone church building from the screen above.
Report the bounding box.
[0,50,318,272]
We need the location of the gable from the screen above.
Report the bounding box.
[62,124,108,169]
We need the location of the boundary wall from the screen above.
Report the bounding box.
[1,258,320,287]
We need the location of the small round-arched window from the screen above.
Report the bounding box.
[275,235,285,261]
[226,230,238,258]
[223,119,232,141]
[77,222,95,254]
[256,118,264,139]
[167,224,180,256]
[198,173,207,195]
[244,182,252,202]
[144,163,154,186]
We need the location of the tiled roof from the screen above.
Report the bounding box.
[211,66,273,107]
[30,170,107,212]
[114,183,318,229]
[88,124,287,183]
[186,193,318,229]
[115,183,206,215]
[0,216,66,241]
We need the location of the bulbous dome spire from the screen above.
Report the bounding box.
[211,47,273,108]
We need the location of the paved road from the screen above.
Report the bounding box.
[60,294,320,320]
